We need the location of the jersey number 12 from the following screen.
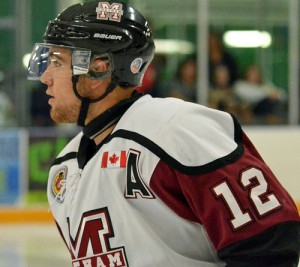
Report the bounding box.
[212,166,281,230]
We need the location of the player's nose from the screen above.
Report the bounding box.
[40,69,53,86]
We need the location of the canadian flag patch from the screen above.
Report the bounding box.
[101,151,127,168]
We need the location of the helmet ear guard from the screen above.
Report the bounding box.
[87,54,114,80]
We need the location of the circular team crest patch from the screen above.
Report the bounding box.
[51,166,68,203]
[130,58,143,74]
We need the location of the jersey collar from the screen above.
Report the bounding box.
[83,91,143,139]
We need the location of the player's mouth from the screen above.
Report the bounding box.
[48,97,55,105]
[45,89,54,105]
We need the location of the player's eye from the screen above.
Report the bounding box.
[49,58,62,68]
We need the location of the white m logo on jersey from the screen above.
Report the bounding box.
[67,208,128,266]
[96,2,124,22]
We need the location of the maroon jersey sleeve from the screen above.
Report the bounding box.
[150,129,300,266]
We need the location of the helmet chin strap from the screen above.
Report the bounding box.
[71,75,118,127]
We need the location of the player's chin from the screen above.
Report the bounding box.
[50,109,77,124]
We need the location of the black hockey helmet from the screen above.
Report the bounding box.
[43,0,155,87]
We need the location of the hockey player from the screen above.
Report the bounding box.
[27,1,300,266]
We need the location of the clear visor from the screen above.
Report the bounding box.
[27,43,104,80]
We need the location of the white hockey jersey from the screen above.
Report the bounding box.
[47,95,300,267]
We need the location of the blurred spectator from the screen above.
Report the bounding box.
[30,82,54,126]
[234,65,287,124]
[209,30,238,86]
[209,65,254,124]
[164,56,197,102]
[209,65,238,111]
[0,71,15,127]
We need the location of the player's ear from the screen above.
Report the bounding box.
[90,57,108,73]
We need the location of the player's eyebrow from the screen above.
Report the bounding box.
[49,51,65,61]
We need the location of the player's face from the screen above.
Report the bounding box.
[40,47,81,123]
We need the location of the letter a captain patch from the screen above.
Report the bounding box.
[101,151,127,168]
